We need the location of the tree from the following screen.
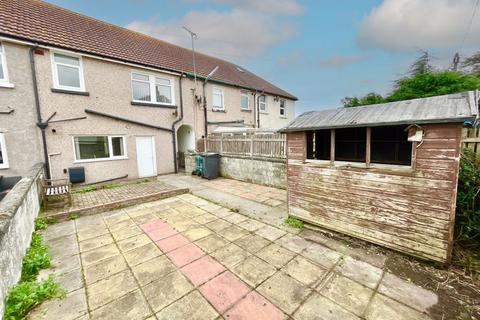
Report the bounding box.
[408,50,434,76]
[342,92,384,108]
[463,52,480,75]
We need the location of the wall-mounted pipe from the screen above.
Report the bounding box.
[30,45,51,178]
[172,73,185,173]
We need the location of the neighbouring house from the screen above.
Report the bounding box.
[0,0,296,183]
[282,91,479,263]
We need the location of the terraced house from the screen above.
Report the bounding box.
[0,0,296,183]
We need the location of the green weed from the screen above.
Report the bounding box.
[284,217,304,229]
[68,213,80,220]
[21,233,50,282]
[34,217,57,231]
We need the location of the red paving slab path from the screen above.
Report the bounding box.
[141,218,284,318]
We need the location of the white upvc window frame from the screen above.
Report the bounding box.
[0,133,9,169]
[73,135,128,163]
[51,50,86,92]
[259,95,268,113]
[279,99,286,118]
[212,87,225,110]
[0,43,13,88]
[131,72,175,106]
[240,92,250,110]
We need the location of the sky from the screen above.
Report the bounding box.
[45,0,480,115]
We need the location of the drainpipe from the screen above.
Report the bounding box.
[253,91,257,128]
[30,45,51,178]
[172,73,185,173]
[256,90,265,129]
[202,66,219,151]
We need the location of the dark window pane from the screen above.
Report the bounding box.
[75,136,109,160]
[111,137,125,156]
[335,128,366,162]
[315,130,330,160]
[371,125,411,165]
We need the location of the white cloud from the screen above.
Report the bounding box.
[358,0,480,51]
[211,0,304,15]
[126,9,297,62]
[319,54,369,68]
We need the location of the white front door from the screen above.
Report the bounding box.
[136,136,157,178]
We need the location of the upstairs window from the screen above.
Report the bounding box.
[52,52,85,91]
[0,43,9,84]
[0,133,9,169]
[259,95,267,112]
[213,87,224,110]
[241,92,249,110]
[280,99,286,117]
[131,72,174,105]
[74,136,127,162]
[335,128,366,162]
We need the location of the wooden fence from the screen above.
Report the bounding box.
[462,128,480,155]
[205,133,286,159]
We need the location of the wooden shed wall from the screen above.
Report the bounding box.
[286,123,463,263]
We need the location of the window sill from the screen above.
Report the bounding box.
[303,159,413,172]
[241,109,252,112]
[280,116,287,119]
[131,101,177,108]
[0,82,14,89]
[51,88,90,96]
[212,108,226,113]
[259,111,268,114]
[73,157,128,164]
[0,166,10,170]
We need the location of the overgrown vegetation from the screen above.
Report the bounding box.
[4,275,64,320]
[342,51,480,107]
[456,149,480,248]
[73,178,151,194]
[284,216,304,229]
[34,217,58,231]
[4,232,65,319]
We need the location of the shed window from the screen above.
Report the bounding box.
[74,136,127,162]
[306,130,330,160]
[0,133,9,169]
[335,128,366,162]
[371,125,412,165]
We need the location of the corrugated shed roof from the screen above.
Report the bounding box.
[0,0,297,100]
[283,91,479,131]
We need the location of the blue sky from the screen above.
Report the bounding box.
[45,0,480,115]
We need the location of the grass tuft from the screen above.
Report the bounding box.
[284,216,304,229]
[34,217,58,231]
[21,233,51,282]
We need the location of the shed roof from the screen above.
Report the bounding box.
[0,0,296,100]
[283,91,479,132]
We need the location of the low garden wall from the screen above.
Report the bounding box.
[0,163,44,315]
[185,153,286,189]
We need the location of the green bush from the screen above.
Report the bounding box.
[21,233,50,282]
[456,148,480,247]
[4,275,65,320]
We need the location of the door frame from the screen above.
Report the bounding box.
[135,135,157,178]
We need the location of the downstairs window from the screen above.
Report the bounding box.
[74,136,127,161]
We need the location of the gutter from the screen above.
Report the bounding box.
[207,120,245,125]
[29,45,51,178]
[84,109,173,132]
[171,73,185,173]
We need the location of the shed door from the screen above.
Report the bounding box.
[136,136,157,178]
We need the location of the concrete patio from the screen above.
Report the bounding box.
[32,191,437,320]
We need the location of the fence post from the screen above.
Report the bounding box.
[220,133,223,155]
[250,134,254,158]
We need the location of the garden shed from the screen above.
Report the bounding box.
[282,91,479,263]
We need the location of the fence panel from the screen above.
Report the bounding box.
[205,132,286,159]
[462,128,480,156]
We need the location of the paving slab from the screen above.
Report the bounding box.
[143,270,194,312]
[87,270,138,310]
[50,254,81,276]
[220,225,249,242]
[224,290,286,320]
[234,234,271,253]
[181,255,226,286]
[335,256,383,289]
[318,273,375,316]
[211,243,251,268]
[45,234,79,259]
[378,272,438,313]
[90,289,152,320]
[256,243,296,269]
[79,234,114,253]
[257,272,311,315]
[27,288,87,320]
[55,268,84,293]
[155,233,190,253]
[42,220,76,241]
[282,256,327,286]
[237,218,266,232]
[199,271,251,314]
[84,254,127,284]
[117,234,151,252]
[232,255,277,287]
[365,294,432,320]
[301,243,343,269]
[275,233,311,254]
[205,219,233,233]
[155,290,218,320]
[293,292,360,320]
[81,243,120,267]
[123,243,162,267]
[223,213,249,224]
[183,227,212,241]
[167,243,205,267]
[131,255,176,286]
[255,225,286,242]
[195,234,229,253]
[193,213,218,224]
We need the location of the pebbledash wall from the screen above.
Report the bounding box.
[0,163,44,315]
[185,153,286,189]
